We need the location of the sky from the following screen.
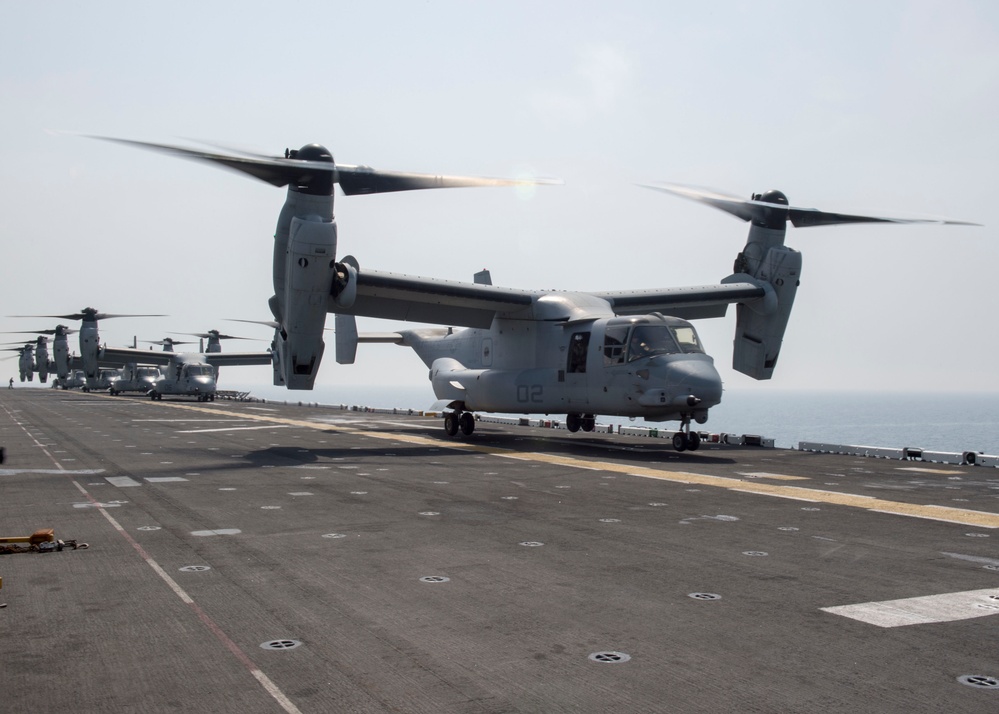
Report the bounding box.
[2,1,997,398]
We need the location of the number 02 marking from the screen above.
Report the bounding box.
[517,385,543,403]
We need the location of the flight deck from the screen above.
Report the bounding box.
[1,389,997,712]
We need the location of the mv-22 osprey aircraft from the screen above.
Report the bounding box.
[11,309,272,400]
[97,137,972,450]
[97,331,272,401]
[108,330,271,400]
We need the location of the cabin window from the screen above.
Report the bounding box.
[603,326,629,365]
[567,332,590,373]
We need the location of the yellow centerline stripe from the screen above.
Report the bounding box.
[124,397,999,529]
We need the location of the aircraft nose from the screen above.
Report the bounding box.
[667,359,723,408]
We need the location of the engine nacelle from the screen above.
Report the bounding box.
[52,334,70,379]
[35,353,50,383]
[730,224,802,380]
[280,215,336,389]
[330,257,358,309]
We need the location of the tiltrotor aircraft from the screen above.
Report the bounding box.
[93,136,559,391]
[109,364,162,395]
[2,342,35,382]
[98,338,273,401]
[3,325,76,385]
[11,309,164,390]
[98,138,973,449]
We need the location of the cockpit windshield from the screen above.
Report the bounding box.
[603,318,705,365]
[628,325,679,361]
[186,365,211,376]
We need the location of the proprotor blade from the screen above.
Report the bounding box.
[170,331,252,341]
[225,318,280,329]
[640,183,980,228]
[336,165,562,196]
[87,136,324,189]
[145,338,195,346]
[10,309,165,321]
[88,135,561,196]
[2,327,76,336]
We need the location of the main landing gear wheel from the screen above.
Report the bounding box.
[672,419,701,452]
[566,413,581,433]
[443,410,475,437]
[566,413,595,433]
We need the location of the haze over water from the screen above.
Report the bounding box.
[226,383,999,456]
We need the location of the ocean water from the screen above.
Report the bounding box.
[227,382,999,456]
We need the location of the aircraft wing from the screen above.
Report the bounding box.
[591,282,767,320]
[336,268,536,328]
[203,352,274,367]
[97,347,272,368]
[333,268,767,326]
[98,346,175,367]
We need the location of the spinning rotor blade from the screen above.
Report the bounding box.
[88,135,561,195]
[10,310,165,321]
[169,331,253,341]
[640,184,980,229]
[335,165,561,196]
[225,318,332,334]
[89,136,317,188]
[3,328,76,336]
[144,338,196,347]
[225,318,280,330]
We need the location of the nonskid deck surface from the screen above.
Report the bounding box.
[1,389,998,713]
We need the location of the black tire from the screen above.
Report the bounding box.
[582,415,595,432]
[687,432,701,451]
[459,412,475,436]
[672,432,688,452]
[444,412,459,436]
[566,413,581,433]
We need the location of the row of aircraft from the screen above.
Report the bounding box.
[9,135,976,449]
[3,315,272,402]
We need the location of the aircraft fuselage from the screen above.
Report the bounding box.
[399,312,723,423]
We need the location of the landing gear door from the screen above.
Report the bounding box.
[564,331,590,407]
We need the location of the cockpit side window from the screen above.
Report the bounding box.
[670,325,704,354]
[603,326,629,366]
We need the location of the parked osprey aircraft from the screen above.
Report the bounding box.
[3,326,75,384]
[109,364,162,395]
[98,138,974,449]
[98,340,274,401]
[169,330,257,379]
[2,336,53,382]
[11,309,164,390]
[2,342,35,382]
